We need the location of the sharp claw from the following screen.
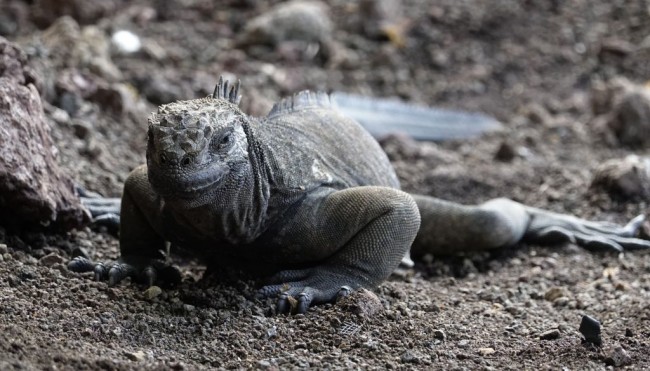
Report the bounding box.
[67,256,94,272]
[337,285,352,301]
[622,214,646,236]
[143,266,157,287]
[276,294,291,314]
[297,293,312,314]
[108,264,130,286]
[93,262,108,281]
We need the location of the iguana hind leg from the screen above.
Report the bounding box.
[411,195,650,256]
[258,186,421,314]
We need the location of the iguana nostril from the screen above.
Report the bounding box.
[160,154,167,164]
[182,156,192,167]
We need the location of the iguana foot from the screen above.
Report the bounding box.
[68,256,182,287]
[77,188,121,235]
[257,268,360,314]
[528,213,650,252]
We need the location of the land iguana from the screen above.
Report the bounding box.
[70,77,650,314]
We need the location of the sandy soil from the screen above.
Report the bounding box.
[1,0,649,369]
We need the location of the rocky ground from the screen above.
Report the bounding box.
[1,0,650,369]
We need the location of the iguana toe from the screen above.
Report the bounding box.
[67,256,181,287]
[337,285,352,300]
[529,213,650,252]
[259,267,365,314]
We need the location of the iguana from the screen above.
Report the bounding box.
[70,77,650,314]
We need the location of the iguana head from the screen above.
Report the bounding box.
[146,78,250,204]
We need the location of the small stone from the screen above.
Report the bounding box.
[539,329,560,340]
[478,347,495,356]
[266,326,277,339]
[544,287,565,301]
[0,243,7,254]
[606,83,650,148]
[39,253,65,267]
[579,315,602,346]
[604,345,632,367]
[524,103,552,125]
[111,30,141,54]
[592,155,650,200]
[72,122,91,139]
[433,329,446,340]
[400,350,419,364]
[124,350,146,362]
[494,141,516,162]
[553,297,569,307]
[257,360,272,368]
[143,286,162,300]
[183,304,195,312]
[457,339,470,348]
[240,1,332,46]
[337,288,383,317]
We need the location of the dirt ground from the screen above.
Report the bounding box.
[1,0,650,369]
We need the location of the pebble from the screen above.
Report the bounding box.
[553,297,569,307]
[478,347,495,356]
[0,243,8,254]
[544,287,565,301]
[579,315,602,346]
[604,345,632,367]
[605,82,650,148]
[111,30,142,54]
[539,329,560,340]
[124,350,146,362]
[433,329,446,340]
[143,286,162,300]
[591,155,650,200]
[337,288,383,317]
[400,350,419,364]
[39,253,65,267]
[240,1,332,46]
[494,141,516,162]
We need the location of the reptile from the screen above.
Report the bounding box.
[70,77,650,314]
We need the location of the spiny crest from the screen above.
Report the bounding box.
[212,76,241,105]
[268,90,331,119]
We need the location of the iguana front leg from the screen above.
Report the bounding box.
[69,166,181,286]
[258,186,421,314]
[410,195,650,256]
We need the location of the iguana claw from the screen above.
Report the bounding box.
[528,213,650,252]
[259,268,363,314]
[67,256,181,287]
[337,286,352,299]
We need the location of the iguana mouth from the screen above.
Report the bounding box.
[149,165,227,199]
[174,169,226,198]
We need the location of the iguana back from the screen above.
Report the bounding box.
[257,91,400,195]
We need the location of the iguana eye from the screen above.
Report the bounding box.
[216,132,233,150]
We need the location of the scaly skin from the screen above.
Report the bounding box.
[71,78,650,314]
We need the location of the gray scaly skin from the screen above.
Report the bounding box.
[72,77,650,314]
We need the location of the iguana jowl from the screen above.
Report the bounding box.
[71,77,650,314]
